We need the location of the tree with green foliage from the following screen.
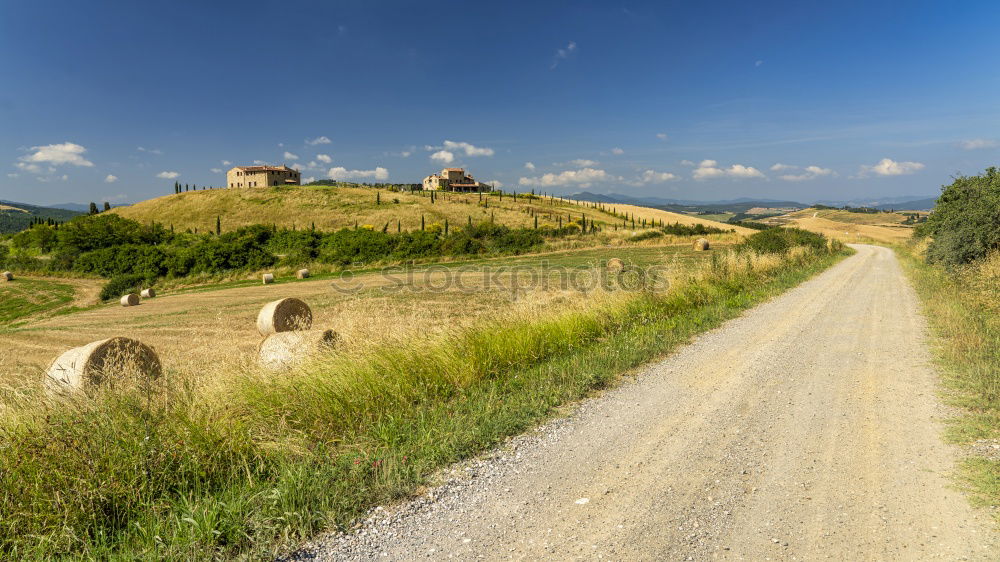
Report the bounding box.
[88,202,99,215]
[919,167,1000,266]
[103,202,111,212]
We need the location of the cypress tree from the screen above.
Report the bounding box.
[444,219,449,235]
[534,215,538,229]
[421,215,425,231]
[397,219,401,233]
[216,216,221,235]
[88,202,98,215]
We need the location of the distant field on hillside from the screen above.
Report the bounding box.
[110,186,748,235]
[0,200,82,233]
[787,208,922,225]
[766,207,916,244]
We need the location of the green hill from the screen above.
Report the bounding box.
[0,200,83,234]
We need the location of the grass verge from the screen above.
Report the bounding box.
[0,245,847,559]
[897,246,1000,519]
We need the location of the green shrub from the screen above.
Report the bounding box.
[661,222,726,236]
[99,274,151,301]
[630,230,664,241]
[920,167,1000,266]
[75,244,168,278]
[737,227,828,254]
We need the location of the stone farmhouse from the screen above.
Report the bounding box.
[422,167,491,192]
[226,165,301,188]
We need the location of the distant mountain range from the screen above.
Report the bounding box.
[569,192,938,211]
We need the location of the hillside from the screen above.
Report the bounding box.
[111,185,753,234]
[765,207,917,243]
[0,200,83,234]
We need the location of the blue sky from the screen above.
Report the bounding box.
[2,0,1000,206]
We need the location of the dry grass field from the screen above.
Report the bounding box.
[765,208,916,244]
[563,198,756,235]
[0,243,713,390]
[110,186,746,235]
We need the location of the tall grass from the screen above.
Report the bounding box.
[898,245,1000,514]
[0,244,846,559]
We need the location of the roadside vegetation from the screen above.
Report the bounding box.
[902,167,1000,518]
[0,228,846,559]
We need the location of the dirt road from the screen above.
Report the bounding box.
[300,245,997,560]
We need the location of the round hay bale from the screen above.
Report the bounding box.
[262,273,275,284]
[120,293,140,306]
[46,337,161,390]
[257,329,338,370]
[296,268,311,279]
[256,297,313,336]
[140,288,156,298]
[1,271,13,281]
[606,258,624,273]
[693,238,710,251]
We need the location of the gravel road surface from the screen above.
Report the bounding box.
[294,245,997,560]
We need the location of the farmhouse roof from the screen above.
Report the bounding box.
[233,165,297,172]
[444,167,464,172]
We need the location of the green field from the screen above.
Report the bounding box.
[0,278,76,325]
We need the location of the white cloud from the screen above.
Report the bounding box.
[430,150,455,164]
[680,159,695,166]
[693,159,766,180]
[104,174,118,183]
[315,153,332,164]
[635,170,678,184]
[6,173,17,178]
[253,160,268,165]
[569,159,598,167]
[283,151,299,161]
[401,150,412,158]
[519,167,610,188]
[611,147,624,155]
[137,146,162,155]
[328,166,389,181]
[551,40,577,68]
[20,142,94,168]
[442,140,494,157]
[859,158,925,177]
[779,165,834,181]
[770,163,795,171]
[222,160,232,166]
[303,176,316,184]
[485,179,504,188]
[15,162,42,173]
[210,167,223,173]
[156,171,180,179]
[656,133,668,141]
[755,60,763,67]
[959,139,998,150]
[306,136,332,145]
[524,162,536,170]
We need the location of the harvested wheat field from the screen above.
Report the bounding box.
[0,244,711,390]
[765,209,915,244]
